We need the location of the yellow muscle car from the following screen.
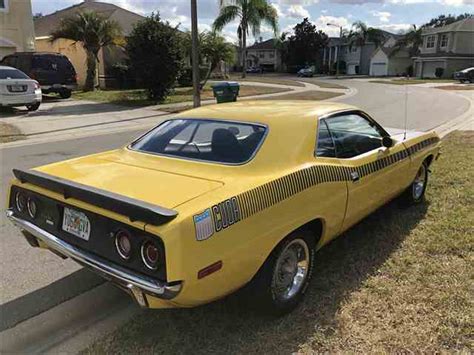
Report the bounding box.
[6,101,441,314]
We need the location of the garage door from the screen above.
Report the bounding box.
[347,64,357,75]
[371,62,387,76]
[422,61,444,78]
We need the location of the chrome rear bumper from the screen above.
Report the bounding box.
[6,209,181,305]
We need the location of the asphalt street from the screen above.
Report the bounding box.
[0,78,471,351]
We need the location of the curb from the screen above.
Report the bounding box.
[0,269,104,332]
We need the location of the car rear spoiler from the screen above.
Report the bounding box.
[13,169,178,226]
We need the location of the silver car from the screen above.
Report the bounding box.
[0,65,42,111]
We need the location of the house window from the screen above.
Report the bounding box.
[258,51,265,59]
[269,51,275,59]
[440,34,449,48]
[426,35,436,49]
[0,0,8,11]
[351,46,358,53]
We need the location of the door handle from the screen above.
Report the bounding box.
[350,171,360,183]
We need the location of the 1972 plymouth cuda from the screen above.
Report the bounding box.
[6,101,441,314]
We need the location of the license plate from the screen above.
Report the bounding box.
[62,207,91,241]
[9,85,26,92]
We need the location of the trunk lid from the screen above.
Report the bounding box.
[33,151,224,210]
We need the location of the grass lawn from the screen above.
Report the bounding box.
[370,79,456,85]
[160,90,343,114]
[293,78,349,89]
[83,132,473,353]
[221,74,307,87]
[73,85,289,107]
[259,90,343,101]
[436,85,474,91]
[0,122,25,143]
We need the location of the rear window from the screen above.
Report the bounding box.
[130,119,267,164]
[32,55,75,73]
[0,68,29,79]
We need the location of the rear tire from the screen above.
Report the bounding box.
[26,102,40,111]
[400,161,429,205]
[245,231,315,315]
[59,89,72,99]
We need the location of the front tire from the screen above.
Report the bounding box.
[26,102,40,111]
[245,231,315,315]
[401,161,429,205]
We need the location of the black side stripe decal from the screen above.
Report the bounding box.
[195,137,439,236]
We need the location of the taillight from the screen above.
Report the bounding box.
[115,230,132,260]
[15,192,26,212]
[141,241,160,270]
[33,81,40,90]
[27,197,38,218]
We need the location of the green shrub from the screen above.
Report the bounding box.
[126,13,184,102]
[177,66,209,87]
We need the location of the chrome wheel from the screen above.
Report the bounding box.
[412,164,426,200]
[271,239,310,302]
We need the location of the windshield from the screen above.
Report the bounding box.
[130,119,267,164]
[0,68,29,80]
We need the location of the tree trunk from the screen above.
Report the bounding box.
[84,51,97,92]
[242,25,247,79]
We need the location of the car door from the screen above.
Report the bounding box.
[324,111,410,232]
[314,119,348,241]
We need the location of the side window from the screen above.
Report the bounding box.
[316,119,336,158]
[325,114,384,158]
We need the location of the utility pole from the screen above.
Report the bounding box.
[191,0,201,107]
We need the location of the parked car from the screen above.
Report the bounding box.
[297,67,314,77]
[6,101,440,314]
[453,67,474,83]
[0,65,42,111]
[246,66,262,74]
[0,52,77,99]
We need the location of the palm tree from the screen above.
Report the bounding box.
[50,11,122,91]
[348,21,385,74]
[213,0,278,78]
[395,25,423,56]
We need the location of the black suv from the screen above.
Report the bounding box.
[1,52,77,98]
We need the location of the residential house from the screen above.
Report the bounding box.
[244,38,283,72]
[413,17,474,78]
[0,0,35,59]
[323,30,397,75]
[34,0,144,88]
[369,36,412,76]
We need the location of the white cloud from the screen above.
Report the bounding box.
[371,10,391,22]
[287,5,311,19]
[272,3,284,18]
[314,15,350,36]
[377,23,413,33]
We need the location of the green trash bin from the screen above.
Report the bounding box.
[212,82,240,103]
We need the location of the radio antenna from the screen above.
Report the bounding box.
[403,81,408,140]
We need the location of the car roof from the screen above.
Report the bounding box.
[0,65,18,70]
[176,100,359,125]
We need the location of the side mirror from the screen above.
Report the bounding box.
[382,136,394,148]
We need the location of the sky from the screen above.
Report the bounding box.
[32,0,474,43]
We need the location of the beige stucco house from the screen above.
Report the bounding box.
[244,39,283,72]
[0,0,35,59]
[413,17,474,78]
[369,36,412,76]
[35,0,144,88]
